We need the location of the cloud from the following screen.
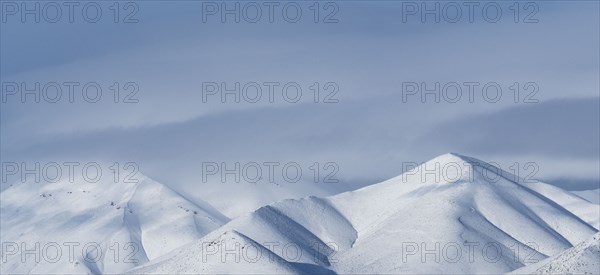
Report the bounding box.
[1,1,598,212]
[416,98,600,158]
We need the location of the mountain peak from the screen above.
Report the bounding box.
[433,152,485,165]
[400,153,483,185]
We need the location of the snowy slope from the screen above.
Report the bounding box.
[510,232,600,274]
[129,229,335,274]
[0,174,229,274]
[132,153,599,274]
[520,183,600,229]
[328,154,598,274]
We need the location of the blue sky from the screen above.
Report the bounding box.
[1,1,599,205]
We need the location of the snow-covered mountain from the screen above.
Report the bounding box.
[511,232,600,274]
[0,174,229,274]
[2,153,598,274]
[130,153,599,274]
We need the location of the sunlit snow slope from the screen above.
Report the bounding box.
[0,174,229,274]
[511,232,600,274]
[132,153,599,274]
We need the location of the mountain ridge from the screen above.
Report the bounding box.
[0,173,229,274]
[2,153,598,274]
[130,153,599,274]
